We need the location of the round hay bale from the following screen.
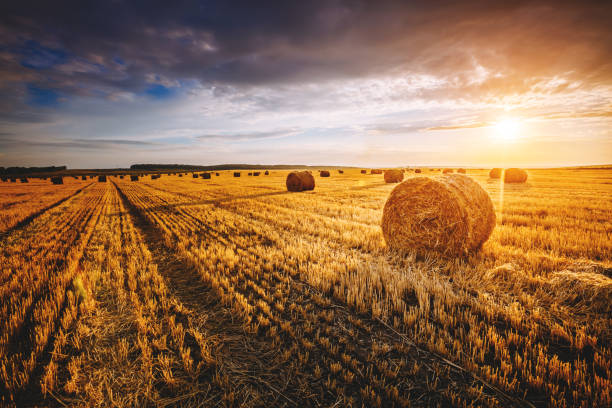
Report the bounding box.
[320,170,330,177]
[442,168,453,174]
[384,169,404,183]
[264,170,269,175]
[193,173,199,178]
[98,175,107,182]
[130,175,139,181]
[178,174,183,177]
[371,169,383,175]
[361,169,367,174]
[234,172,241,177]
[457,168,466,174]
[381,174,496,257]
[253,172,260,176]
[202,173,211,179]
[216,172,220,176]
[286,171,315,192]
[338,170,344,174]
[414,169,421,173]
[51,176,63,185]
[489,168,502,178]
[504,168,527,183]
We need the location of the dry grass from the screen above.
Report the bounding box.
[0,169,610,407]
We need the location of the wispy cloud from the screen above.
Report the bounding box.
[197,128,301,142]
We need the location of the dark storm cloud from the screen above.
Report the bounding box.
[0,0,610,104]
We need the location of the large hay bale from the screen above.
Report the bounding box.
[202,173,211,179]
[234,172,241,177]
[286,171,315,192]
[371,169,383,175]
[51,176,63,185]
[130,175,139,181]
[489,168,502,178]
[98,175,107,182]
[504,168,527,183]
[384,169,404,183]
[414,169,421,173]
[320,170,330,177]
[381,174,496,257]
[442,168,453,174]
[457,168,466,174]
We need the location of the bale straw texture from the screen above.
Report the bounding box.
[504,168,528,183]
[286,171,315,192]
[442,168,453,174]
[382,174,496,257]
[384,169,404,183]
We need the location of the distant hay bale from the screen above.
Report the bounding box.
[442,168,453,174]
[384,169,404,183]
[130,175,139,181]
[51,176,63,185]
[320,170,330,177]
[20,177,28,183]
[98,175,107,182]
[361,170,367,174]
[457,168,466,174]
[286,171,315,192]
[216,172,220,176]
[381,174,496,257]
[10,178,16,182]
[234,172,241,177]
[179,174,183,177]
[193,173,198,178]
[119,175,124,179]
[202,173,211,179]
[371,169,383,175]
[81,175,87,180]
[504,168,528,183]
[248,172,252,176]
[489,168,502,178]
[414,169,421,173]
[253,172,260,176]
[338,169,344,174]
[264,170,269,175]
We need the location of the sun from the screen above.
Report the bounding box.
[492,118,522,141]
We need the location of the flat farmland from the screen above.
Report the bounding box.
[1,169,610,407]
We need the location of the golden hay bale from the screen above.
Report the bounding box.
[384,169,404,183]
[193,173,199,178]
[457,168,466,174]
[248,172,252,176]
[371,169,383,175]
[320,170,330,177]
[179,174,183,177]
[382,174,496,257]
[234,172,241,177]
[442,168,453,174]
[489,168,502,178]
[216,172,220,176]
[338,170,344,174]
[264,170,269,175]
[286,171,315,192]
[202,173,211,179]
[98,175,107,182]
[414,169,421,173]
[504,168,528,183]
[361,169,367,174]
[51,176,63,185]
[253,172,260,176]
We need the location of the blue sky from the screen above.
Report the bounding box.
[0,1,611,168]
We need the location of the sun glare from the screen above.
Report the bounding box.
[492,118,522,141]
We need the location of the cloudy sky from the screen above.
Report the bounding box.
[1,0,611,168]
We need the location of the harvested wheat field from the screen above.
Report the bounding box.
[0,168,610,408]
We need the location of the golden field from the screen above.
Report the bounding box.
[0,168,610,407]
